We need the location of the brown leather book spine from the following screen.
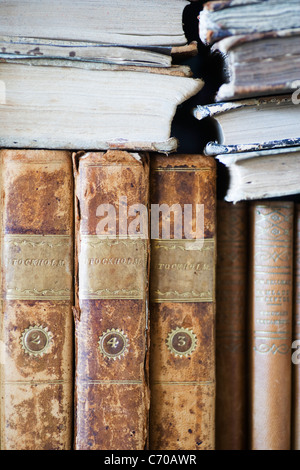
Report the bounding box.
[0,149,74,450]
[73,150,150,450]
[216,201,248,450]
[293,204,300,450]
[249,201,294,450]
[149,154,216,450]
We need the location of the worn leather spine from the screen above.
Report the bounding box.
[73,151,150,450]
[216,201,248,450]
[293,204,300,450]
[149,154,216,450]
[0,149,74,450]
[249,201,294,450]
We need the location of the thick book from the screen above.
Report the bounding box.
[193,95,300,156]
[215,146,300,203]
[0,0,200,67]
[0,149,74,450]
[216,201,248,450]
[73,150,150,450]
[149,154,216,450]
[0,0,190,49]
[293,204,300,450]
[0,60,203,152]
[212,29,300,100]
[199,0,300,46]
[249,201,294,450]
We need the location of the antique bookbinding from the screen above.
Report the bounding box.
[216,201,248,449]
[293,204,300,450]
[0,149,74,450]
[249,201,294,450]
[149,154,216,450]
[73,150,150,450]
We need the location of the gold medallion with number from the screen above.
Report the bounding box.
[20,325,53,357]
[166,327,197,357]
[98,328,129,360]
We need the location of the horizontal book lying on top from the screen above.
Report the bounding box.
[199,0,300,46]
[0,0,190,47]
[193,95,300,155]
[215,145,300,203]
[0,60,203,152]
[211,29,300,101]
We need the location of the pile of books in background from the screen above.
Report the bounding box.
[195,0,300,203]
[196,0,300,450]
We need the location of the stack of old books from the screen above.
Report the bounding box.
[195,0,300,450]
[0,0,203,153]
[195,0,300,203]
[1,0,299,453]
[0,0,219,452]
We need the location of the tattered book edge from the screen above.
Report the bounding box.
[215,144,300,165]
[0,137,179,154]
[215,83,300,102]
[0,35,200,68]
[199,0,300,45]
[202,0,266,14]
[204,138,300,156]
[171,41,198,60]
[0,57,193,77]
[211,28,300,54]
[0,34,173,53]
[193,94,292,120]
[223,186,300,204]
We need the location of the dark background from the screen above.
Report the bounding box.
[171,1,228,200]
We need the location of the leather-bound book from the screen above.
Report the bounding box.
[216,201,248,450]
[249,201,294,450]
[0,149,74,450]
[149,154,216,450]
[293,204,300,450]
[73,150,150,450]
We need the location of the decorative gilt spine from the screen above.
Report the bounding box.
[149,154,216,450]
[249,201,294,450]
[216,201,248,450]
[0,149,74,450]
[293,204,300,450]
[73,151,150,450]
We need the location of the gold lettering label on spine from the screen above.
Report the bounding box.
[79,236,147,300]
[2,235,72,300]
[150,238,215,303]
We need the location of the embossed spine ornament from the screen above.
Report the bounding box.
[149,154,216,450]
[73,151,150,450]
[293,204,300,450]
[20,325,53,357]
[0,149,74,450]
[249,201,294,450]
